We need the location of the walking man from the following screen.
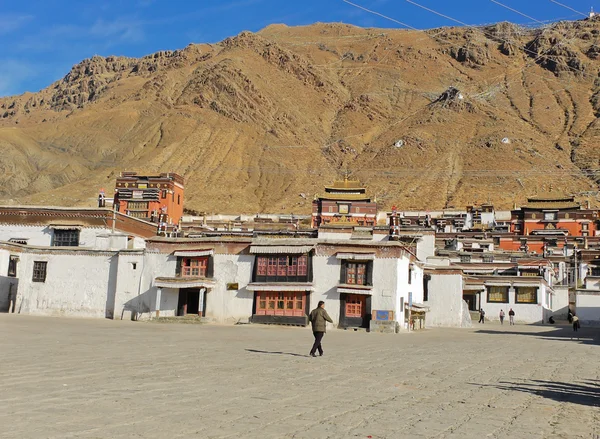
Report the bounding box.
[508,308,515,325]
[309,301,333,357]
[478,308,485,324]
[499,309,505,325]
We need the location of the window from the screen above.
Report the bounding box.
[516,287,537,304]
[346,263,367,285]
[582,223,589,231]
[128,201,149,210]
[408,267,412,284]
[487,286,508,303]
[255,255,310,282]
[257,257,267,276]
[8,238,28,245]
[483,255,494,263]
[132,263,137,270]
[460,255,471,263]
[255,291,305,316]
[32,261,47,282]
[181,257,208,277]
[544,212,557,221]
[423,274,431,301]
[52,229,79,247]
[129,211,148,219]
[7,256,18,277]
[345,295,365,317]
[177,194,181,205]
[277,256,287,277]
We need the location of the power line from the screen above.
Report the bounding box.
[490,0,547,24]
[342,0,417,30]
[548,0,589,18]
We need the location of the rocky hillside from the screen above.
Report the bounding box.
[2,19,600,213]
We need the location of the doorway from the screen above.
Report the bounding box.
[463,292,478,311]
[339,293,371,329]
[177,288,205,316]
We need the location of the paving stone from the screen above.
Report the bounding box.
[0,315,598,439]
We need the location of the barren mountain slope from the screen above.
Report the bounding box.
[1,19,600,213]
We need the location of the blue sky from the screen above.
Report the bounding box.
[1,0,597,97]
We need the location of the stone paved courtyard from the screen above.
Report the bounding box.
[0,315,598,439]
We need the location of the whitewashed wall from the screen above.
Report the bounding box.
[0,225,146,249]
[0,248,14,311]
[14,252,118,317]
[480,285,546,324]
[576,291,600,324]
[416,234,436,262]
[113,252,145,319]
[426,273,470,327]
[551,285,570,319]
[585,277,600,290]
[206,254,254,323]
[311,255,342,330]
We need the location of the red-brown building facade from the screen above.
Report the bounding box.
[311,177,377,228]
[114,172,184,226]
[509,194,597,237]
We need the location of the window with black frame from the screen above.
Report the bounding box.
[32,261,47,282]
[52,229,80,247]
[340,260,373,286]
[487,285,509,303]
[7,256,18,277]
[254,254,310,283]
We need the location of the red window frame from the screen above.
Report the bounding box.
[256,255,309,278]
[182,257,208,277]
[257,257,267,276]
[346,263,367,285]
[345,294,365,318]
[255,291,305,316]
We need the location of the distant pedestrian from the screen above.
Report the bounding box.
[478,308,485,324]
[572,315,580,332]
[509,308,515,325]
[568,308,573,324]
[308,301,333,357]
[499,309,505,325]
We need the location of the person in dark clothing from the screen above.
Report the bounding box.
[478,308,485,324]
[572,315,580,332]
[568,308,573,324]
[508,308,515,325]
[308,301,333,357]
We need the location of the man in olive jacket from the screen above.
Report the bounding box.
[309,301,333,357]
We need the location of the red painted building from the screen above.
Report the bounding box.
[311,177,377,228]
[114,172,184,226]
[509,194,597,238]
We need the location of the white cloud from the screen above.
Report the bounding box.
[0,14,33,35]
[89,18,145,43]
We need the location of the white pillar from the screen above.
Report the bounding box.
[155,287,162,318]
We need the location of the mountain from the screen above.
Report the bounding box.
[2,20,600,213]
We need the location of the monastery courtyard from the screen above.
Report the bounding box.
[0,316,598,439]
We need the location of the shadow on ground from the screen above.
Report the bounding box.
[245,349,308,357]
[470,379,600,408]
[474,326,600,346]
